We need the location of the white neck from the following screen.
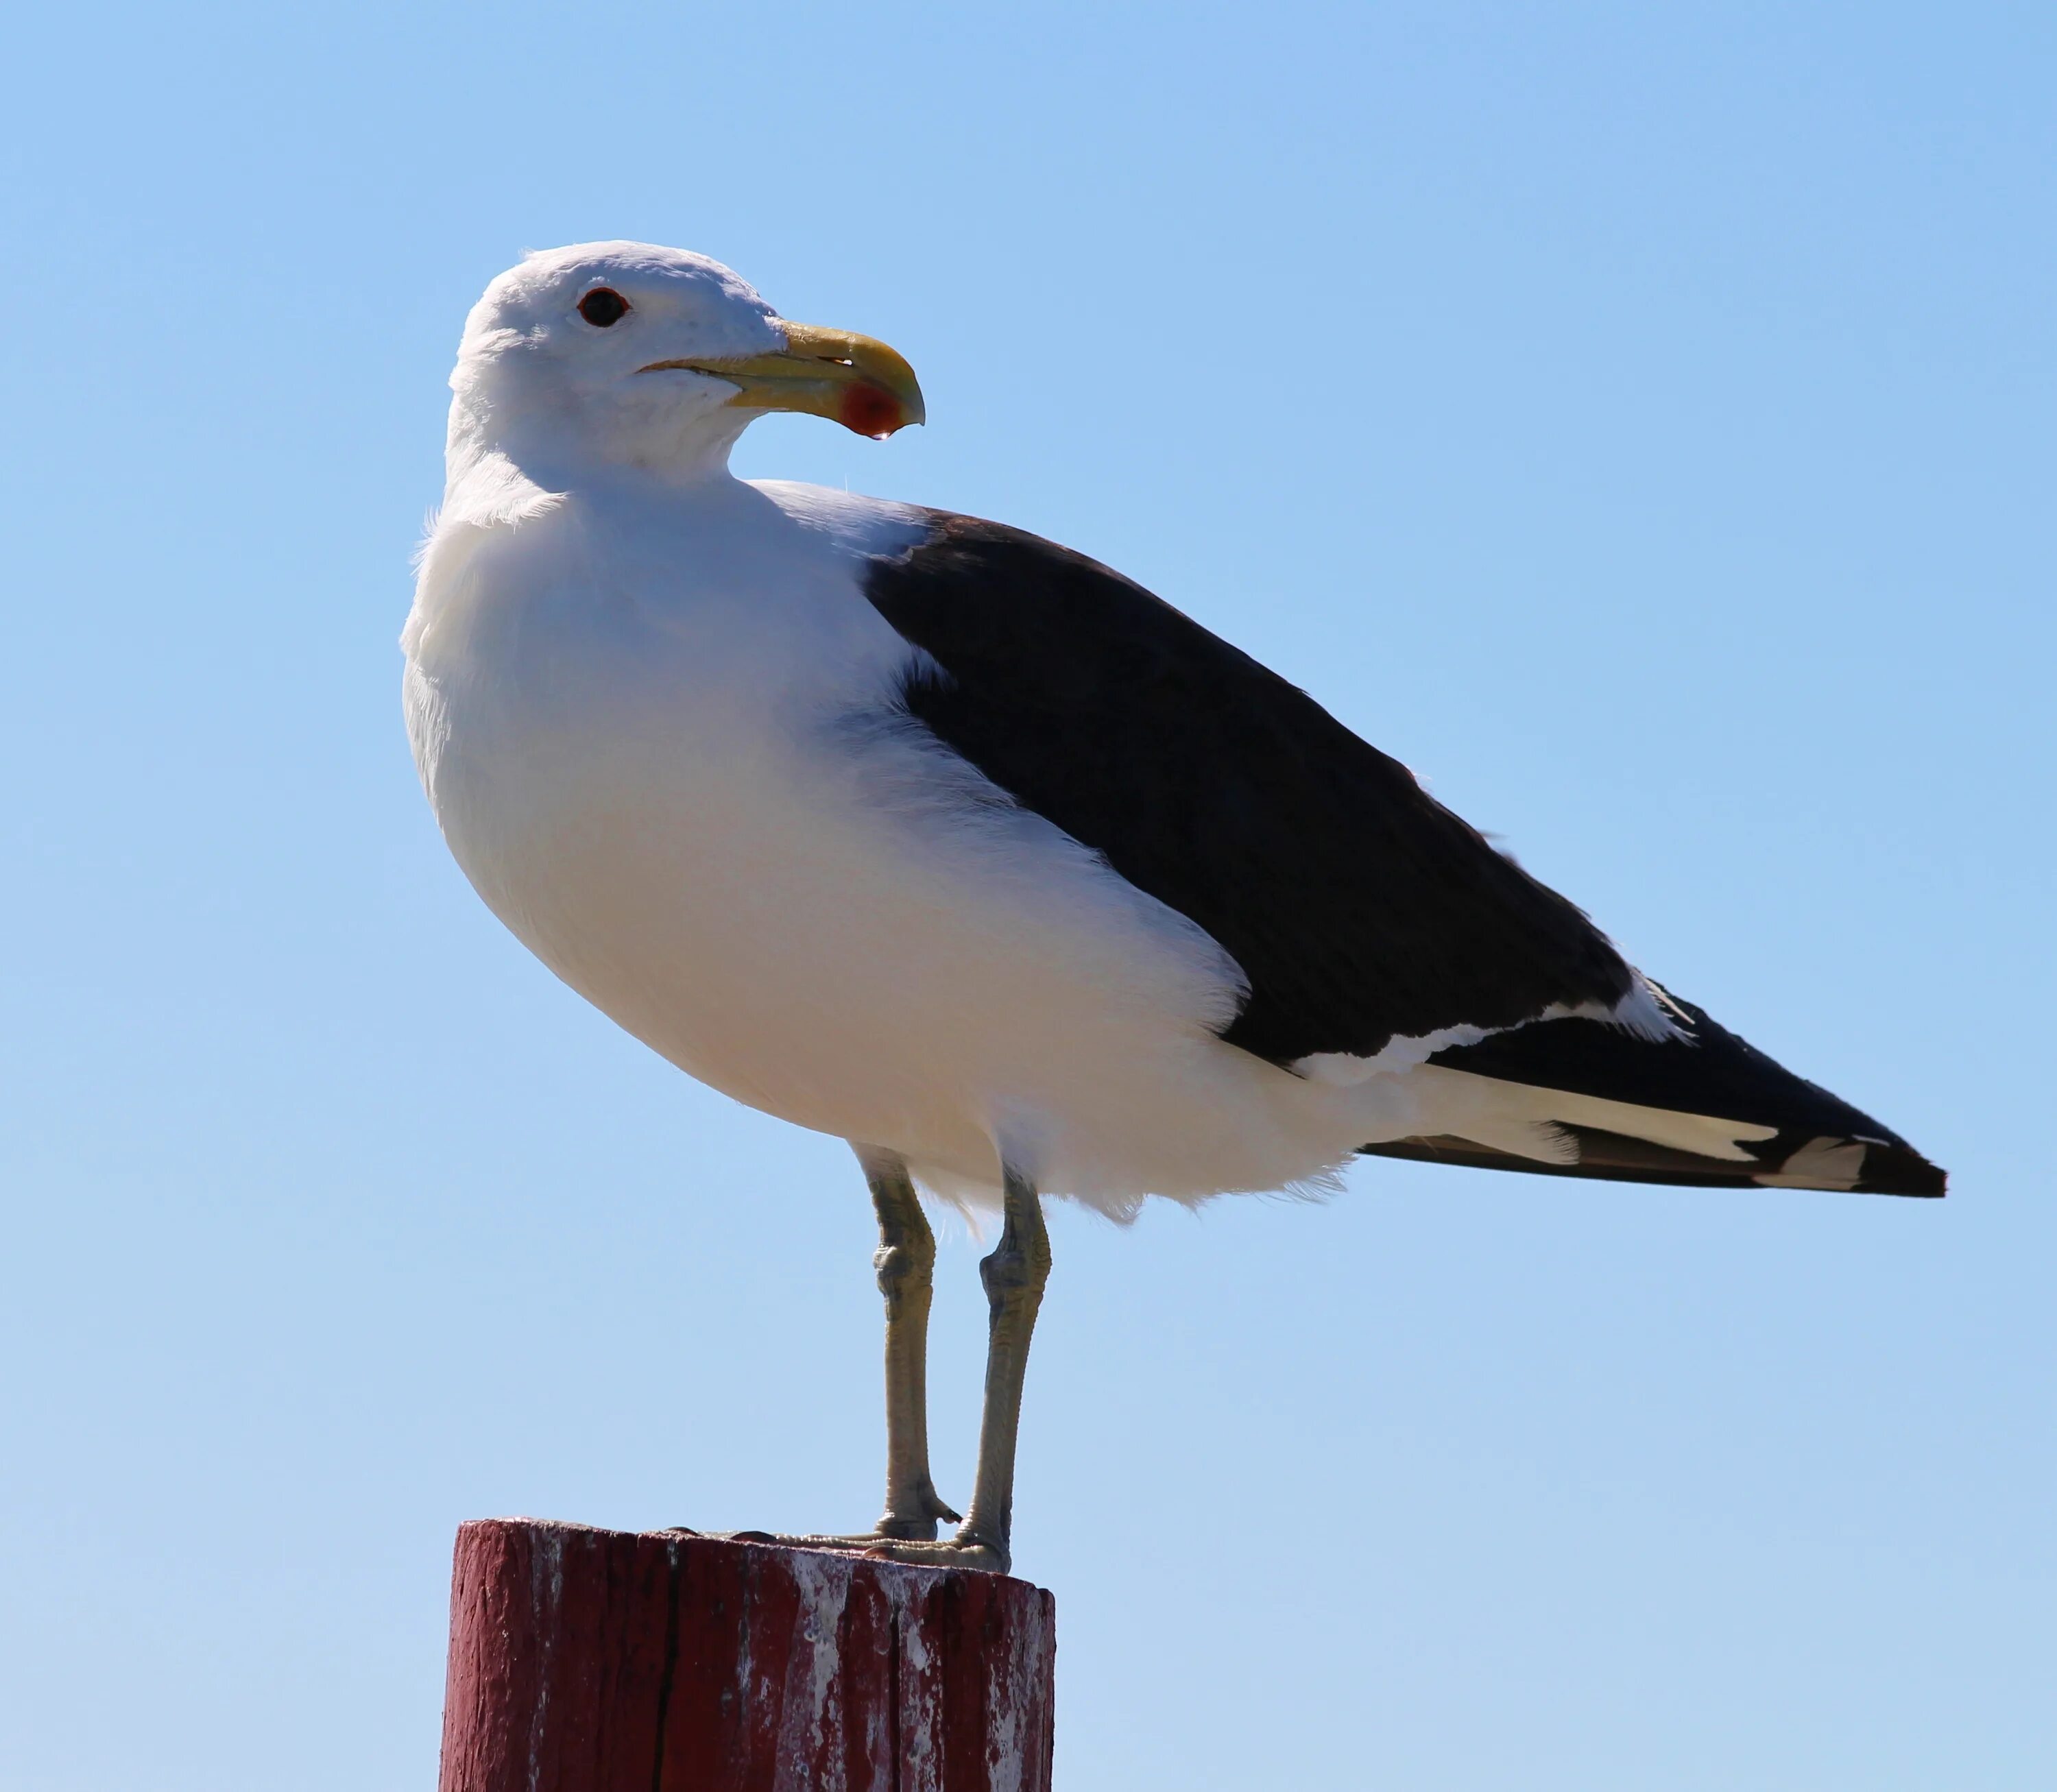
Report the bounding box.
[445,376,754,502]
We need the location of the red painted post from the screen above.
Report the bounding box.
[437,1518,1057,1792]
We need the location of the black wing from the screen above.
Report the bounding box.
[863,512,1635,1065]
[864,513,1947,1200]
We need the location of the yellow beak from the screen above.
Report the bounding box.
[638,321,926,439]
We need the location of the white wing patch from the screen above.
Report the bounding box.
[1397,1065,1781,1165]
[1295,974,1680,1087]
[1755,1137,1866,1191]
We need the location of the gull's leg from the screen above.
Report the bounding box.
[954,1165,1052,1567]
[867,1165,1050,1575]
[860,1147,961,1540]
[738,1148,958,1551]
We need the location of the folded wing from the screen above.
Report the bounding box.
[862,512,1944,1198]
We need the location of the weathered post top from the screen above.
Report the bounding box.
[437,1518,1057,1792]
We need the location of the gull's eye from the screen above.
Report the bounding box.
[577,288,630,328]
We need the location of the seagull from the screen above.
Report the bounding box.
[404,241,1946,1575]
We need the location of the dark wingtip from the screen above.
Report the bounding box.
[1857,1142,1949,1198]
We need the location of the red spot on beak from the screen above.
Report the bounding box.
[838,383,905,439]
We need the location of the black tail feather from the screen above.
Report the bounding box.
[1360,987,1946,1198]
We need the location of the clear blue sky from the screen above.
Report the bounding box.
[2,3,2049,1787]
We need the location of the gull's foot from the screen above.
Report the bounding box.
[858,1532,1010,1576]
[714,1528,882,1553]
[666,1488,970,1560]
[713,1517,953,1555]
[693,1523,1009,1575]
[767,1483,961,1549]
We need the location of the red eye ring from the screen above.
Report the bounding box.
[578,288,630,328]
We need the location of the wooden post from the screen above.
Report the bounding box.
[437,1518,1057,1792]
